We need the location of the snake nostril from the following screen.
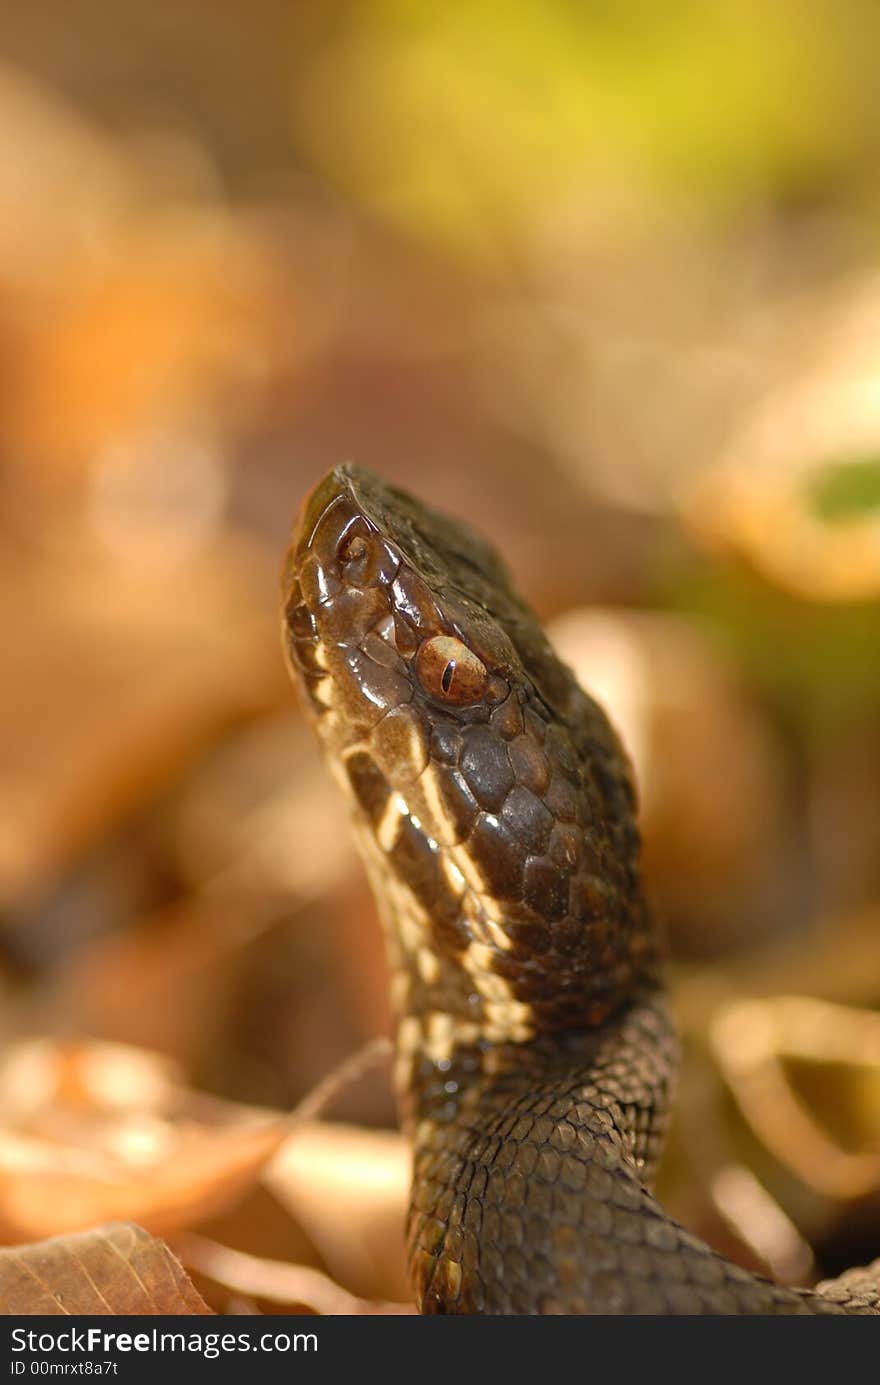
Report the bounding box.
[342,534,369,563]
[339,529,374,586]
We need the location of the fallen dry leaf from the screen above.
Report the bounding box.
[0,1039,290,1242]
[265,1120,410,1302]
[176,1232,412,1315]
[712,996,880,1200]
[0,1221,211,1315]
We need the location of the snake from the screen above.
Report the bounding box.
[281,463,880,1315]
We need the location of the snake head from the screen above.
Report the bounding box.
[282,465,656,1039]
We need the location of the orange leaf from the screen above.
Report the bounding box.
[0,1040,291,1241]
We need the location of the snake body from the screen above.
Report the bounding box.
[282,464,880,1314]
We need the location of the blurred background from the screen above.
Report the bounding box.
[1,0,880,1312]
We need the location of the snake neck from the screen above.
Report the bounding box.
[355,812,659,1116]
[406,990,679,1313]
[404,986,676,1170]
[402,993,865,1317]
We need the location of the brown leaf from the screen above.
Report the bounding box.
[0,1040,290,1241]
[0,1222,211,1315]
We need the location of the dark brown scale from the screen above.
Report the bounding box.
[522,855,569,921]
[548,821,580,869]
[392,568,437,632]
[506,915,552,954]
[459,725,515,812]
[429,721,463,765]
[360,629,406,673]
[569,873,613,923]
[508,734,551,796]
[499,784,554,854]
[340,647,411,725]
[490,695,524,741]
[284,584,315,640]
[345,750,392,825]
[320,585,389,648]
[543,721,580,779]
[298,554,341,610]
[386,816,470,953]
[543,771,580,825]
[468,813,527,901]
[282,464,880,1316]
[393,613,420,659]
[432,768,481,844]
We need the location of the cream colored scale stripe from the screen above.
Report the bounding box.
[345,744,536,1069]
[306,631,534,1067]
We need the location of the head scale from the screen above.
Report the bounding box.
[282,466,656,1059]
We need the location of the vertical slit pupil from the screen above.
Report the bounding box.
[441,661,455,693]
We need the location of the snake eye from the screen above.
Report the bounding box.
[416,635,488,705]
